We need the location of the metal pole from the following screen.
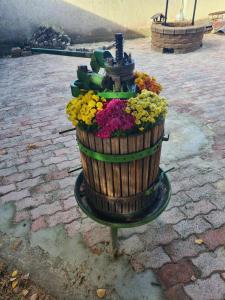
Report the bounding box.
[164,0,169,25]
[110,227,118,257]
[32,48,93,58]
[192,0,197,25]
[59,127,76,134]
[68,166,82,174]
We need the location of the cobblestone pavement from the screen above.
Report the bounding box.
[0,34,225,300]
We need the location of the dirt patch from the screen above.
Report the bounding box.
[0,258,55,300]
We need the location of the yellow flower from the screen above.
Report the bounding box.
[96,102,103,110]
[72,120,78,126]
[88,100,96,108]
[126,89,168,130]
[91,108,97,114]
[92,95,99,101]
[65,91,105,126]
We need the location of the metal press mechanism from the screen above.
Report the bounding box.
[32,33,136,98]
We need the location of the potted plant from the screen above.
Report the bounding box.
[66,72,168,219]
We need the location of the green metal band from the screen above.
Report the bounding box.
[97,91,136,99]
[77,137,163,163]
[74,168,172,228]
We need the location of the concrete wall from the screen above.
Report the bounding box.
[0,0,224,45]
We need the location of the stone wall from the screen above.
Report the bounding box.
[151,24,205,54]
[0,0,225,47]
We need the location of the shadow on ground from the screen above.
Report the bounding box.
[0,202,163,300]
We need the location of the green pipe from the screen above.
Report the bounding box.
[89,73,103,86]
[31,48,93,58]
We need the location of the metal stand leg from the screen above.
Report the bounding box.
[110,227,118,257]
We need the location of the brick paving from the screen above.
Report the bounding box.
[0,34,225,299]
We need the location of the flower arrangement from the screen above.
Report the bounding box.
[66,91,105,127]
[125,90,167,131]
[134,71,162,94]
[66,72,167,138]
[96,99,135,138]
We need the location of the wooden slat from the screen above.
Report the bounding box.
[77,128,94,187]
[94,136,107,195]
[152,127,160,183]
[128,135,136,196]
[149,124,159,185]
[153,121,164,181]
[111,137,121,197]
[142,130,151,190]
[102,195,107,212]
[83,130,95,189]
[209,10,225,16]
[80,153,90,184]
[88,132,101,192]
[155,123,163,181]
[76,129,89,183]
[135,134,144,193]
[108,199,114,213]
[120,136,129,197]
[122,200,128,214]
[103,138,114,197]
[153,147,161,182]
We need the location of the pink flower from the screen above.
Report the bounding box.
[96,99,135,138]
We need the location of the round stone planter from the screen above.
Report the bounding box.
[151,23,205,54]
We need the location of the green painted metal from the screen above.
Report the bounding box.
[31,37,135,98]
[92,50,113,71]
[110,227,118,257]
[70,81,80,97]
[89,73,104,87]
[77,136,163,163]
[97,91,136,99]
[31,48,93,58]
[32,48,112,93]
[74,168,171,229]
[77,69,103,89]
[31,48,112,73]
[70,72,104,97]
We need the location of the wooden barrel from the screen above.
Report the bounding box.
[76,120,164,217]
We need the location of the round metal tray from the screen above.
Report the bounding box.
[74,169,171,228]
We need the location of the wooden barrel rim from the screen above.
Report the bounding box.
[76,117,164,140]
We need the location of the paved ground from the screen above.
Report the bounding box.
[0,33,225,300]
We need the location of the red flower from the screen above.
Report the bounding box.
[96,99,135,138]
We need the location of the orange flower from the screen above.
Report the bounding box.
[134,71,162,94]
